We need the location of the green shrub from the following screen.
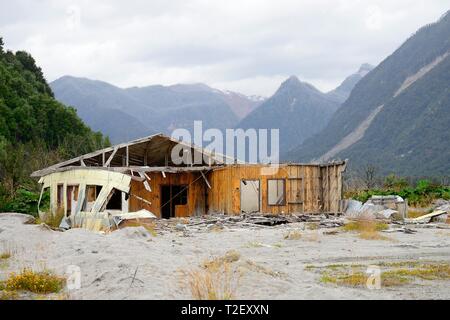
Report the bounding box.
[347,179,450,207]
[0,188,49,216]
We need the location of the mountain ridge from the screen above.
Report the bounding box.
[51,62,372,147]
[51,76,263,143]
[285,11,450,176]
[236,64,372,155]
[237,75,340,154]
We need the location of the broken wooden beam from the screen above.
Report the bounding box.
[104,146,119,167]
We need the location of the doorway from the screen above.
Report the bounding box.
[160,185,188,219]
[66,185,79,216]
[240,180,260,213]
[287,178,304,213]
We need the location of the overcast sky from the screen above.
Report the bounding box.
[1,0,448,96]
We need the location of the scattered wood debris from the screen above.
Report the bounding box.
[151,213,345,234]
[405,210,447,224]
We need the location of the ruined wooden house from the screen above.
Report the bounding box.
[31,134,346,230]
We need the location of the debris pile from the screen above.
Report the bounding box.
[342,196,450,230]
[405,210,448,225]
[342,195,406,220]
[152,213,345,234]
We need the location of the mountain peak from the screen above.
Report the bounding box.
[283,75,301,86]
[279,75,305,91]
[326,63,374,103]
[238,74,339,155]
[277,75,320,96]
[358,63,374,75]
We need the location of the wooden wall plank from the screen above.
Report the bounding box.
[128,163,345,217]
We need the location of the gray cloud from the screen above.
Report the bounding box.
[1,0,448,96]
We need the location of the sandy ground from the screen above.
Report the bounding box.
[0,212,449,300]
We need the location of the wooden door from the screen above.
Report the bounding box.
[287,178,304,213]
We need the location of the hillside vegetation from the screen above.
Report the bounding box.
[286,11,450,176]
[346,176,450,207]
[0,38,110,214]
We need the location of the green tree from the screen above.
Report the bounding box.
[0,38,110,214]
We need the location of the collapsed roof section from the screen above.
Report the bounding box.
[31,133,234,178]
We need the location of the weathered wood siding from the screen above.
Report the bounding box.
[207,164,345,215]
[129,172,206,218]
[127,163,345,217]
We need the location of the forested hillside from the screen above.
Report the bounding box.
[0,38,110,213]
[285,11,450,176]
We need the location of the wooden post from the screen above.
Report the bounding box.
[301,166,305,213]
[63,183,67,217]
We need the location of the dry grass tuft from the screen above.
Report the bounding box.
[342,220,390,241]
[185,262,239,300]
[407,208,430,219]
[182,251,241,300]
[0,241,16,262]
[0,290,19,300]
[314,261,450,288]
[3,268,66,294]
[343,220,389,232]
[320,271,367,286]
[306,222,319,230]
[36,208,65,229]
[359,231,391,241]
[284,230,302,240]
[121,220,157,236]
[0,252,11,260]
[202,250,241,271]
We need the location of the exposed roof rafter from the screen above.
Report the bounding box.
[31,133,235,178]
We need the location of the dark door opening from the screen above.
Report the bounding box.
[161,185,188,219]
[106,188,122,210]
